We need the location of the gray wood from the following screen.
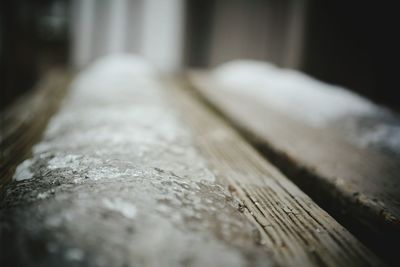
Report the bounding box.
[168,79,384,267]
[188,69,400,264]
[0,58,383,267]
[0,61,272,267]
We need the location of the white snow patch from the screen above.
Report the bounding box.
[87,54,156,79]
[37,192,50,199]
[69,54,160,103]
[35,55,216,182]
[358,124,400,151]
[213,60,377,127]
[65,248,84,261]
[13,159,34,181]
[102,197,137,219]
[47,154,82,170]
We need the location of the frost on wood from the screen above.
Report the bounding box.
[12,159,34,181]
[1,56,272,267]
[213,60,400,156]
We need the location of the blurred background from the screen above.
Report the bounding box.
[1,0,398,111]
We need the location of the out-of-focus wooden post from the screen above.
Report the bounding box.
[70,0,95,69]
[70,0,184,72]
[140,0,184,72]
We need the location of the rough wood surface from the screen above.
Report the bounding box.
[0,69,71,191]
[0,57,383,267]
[1,58,273,267]
[169,79,383,267]
[188,69,400,264]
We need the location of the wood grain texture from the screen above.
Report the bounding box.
[0,69,72,191]
[188,71,400,264]
[167,78,384,267]
[1,57,383,267]
[1,61,274,267]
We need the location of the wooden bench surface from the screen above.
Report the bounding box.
[188,64,400,264]
[0,57,384,266]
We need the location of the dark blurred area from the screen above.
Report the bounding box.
[0,0,69,110]
[302,1,399,111]
[1,0,399,111]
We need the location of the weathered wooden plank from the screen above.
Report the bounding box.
[188,63,400,264]
[0,56,383,267]
[168,78,383,267]
[0,69,72,191]
[0,57,273,267]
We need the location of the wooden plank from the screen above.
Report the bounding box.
[0,69,72,191]
[0,58,274,267]
[168,79,383,267]
[0,57,383,267]
[188,66,400,264]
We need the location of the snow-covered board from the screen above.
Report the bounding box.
[188,61,400,264]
